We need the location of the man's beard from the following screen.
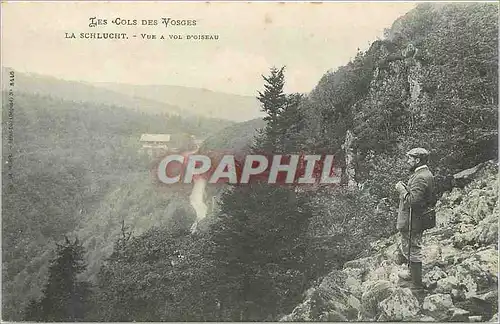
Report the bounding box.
[409,162,423,172]
[408,163,418,172]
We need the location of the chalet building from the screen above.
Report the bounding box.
[139,133,171,158]
[139,133,203,158]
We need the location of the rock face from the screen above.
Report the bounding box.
[281,161,498,322]
[341,130,357,189]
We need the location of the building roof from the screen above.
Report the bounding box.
[140,134,171,142]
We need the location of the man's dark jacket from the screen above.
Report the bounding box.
[397,165,436,232]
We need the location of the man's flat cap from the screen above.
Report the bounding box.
[406,147,430,158]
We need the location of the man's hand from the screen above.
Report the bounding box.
[395,181,407,195]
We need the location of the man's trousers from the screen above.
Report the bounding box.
[399,230,423,263]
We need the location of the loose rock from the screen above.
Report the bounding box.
[422,294,454,320]
[378,288,420,321]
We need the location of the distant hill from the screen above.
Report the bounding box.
[95,82,265,122]
[4,70,265,122]
[4,70,184,116]
[200,117,267,154]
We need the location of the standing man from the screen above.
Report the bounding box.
[395,148,436,290]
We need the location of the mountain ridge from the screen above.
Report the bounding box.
[3,69,185,116]
[2,68,264,122]
[94,81,265,122]
[95,81,257,98]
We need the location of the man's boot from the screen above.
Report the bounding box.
[410,262,423,288]
[398,262,423,288]
[410,262,426,301]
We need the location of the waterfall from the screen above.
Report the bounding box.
[189,177,208,234]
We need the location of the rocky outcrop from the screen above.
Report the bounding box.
[281,161,498,322]
[341,130,357,189]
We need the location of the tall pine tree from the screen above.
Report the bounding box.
[257,66,287,125]
[256,66,289,152]
[208,67,313,321]
[24,236,91,321]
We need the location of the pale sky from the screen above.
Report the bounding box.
[1,1,416,96]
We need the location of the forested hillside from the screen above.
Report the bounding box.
[1,91,231,320]
[200,117,266,154]
[4,2,497,322]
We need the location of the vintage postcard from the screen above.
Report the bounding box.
[1,1,498,322]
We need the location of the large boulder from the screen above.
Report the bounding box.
[364,262,401,284]
[453,164,483,185]
[447,252,497,299]
[378,287,420,321]
[423,266,447,288]
[342,267,365,299]
[455,290,498,321]
[422,293,454,320]
[453,160,495,188]
[475,247,499,277]
[343,256,374,272]
[360,280,395,318]
[421,242,445,269]
[373,240,405,265]
[477,214,499,246]
[307,271,361,321]
[462,189,496,223]
[452,224,477,248]
[435,276,459,294]
[457,213,499,247]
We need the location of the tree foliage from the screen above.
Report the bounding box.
[1,92,230,320]
[90,228,218,321]
[24,237,92,321]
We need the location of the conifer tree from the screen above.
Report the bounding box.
[24,236,91,321]
[257,66,287,125]
[208,67,312,321]
[256,66,288,152]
